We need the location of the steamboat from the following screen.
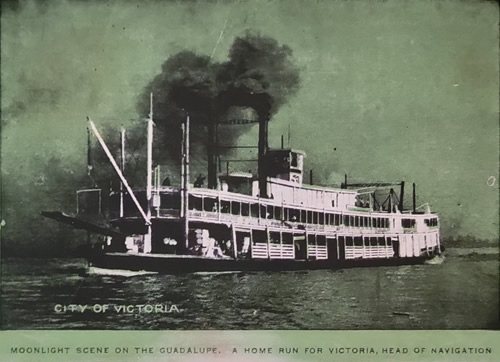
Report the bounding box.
[42,97,441,273]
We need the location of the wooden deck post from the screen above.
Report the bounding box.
[232,225,237,259]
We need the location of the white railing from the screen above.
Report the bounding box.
[307,245,328,260]
[251,243,268,259]
[251,243,295,259]
[346,246,392,259]
[269,244,295,259]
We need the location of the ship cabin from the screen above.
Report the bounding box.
[75,147,439,261]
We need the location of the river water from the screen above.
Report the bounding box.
[1,248,498,330]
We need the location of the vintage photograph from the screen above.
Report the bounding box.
[1,0,498,332]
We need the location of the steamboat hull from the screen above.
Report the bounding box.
[88,251,433,274]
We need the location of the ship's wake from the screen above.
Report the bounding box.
[87,267,158,277]
[424,255,445,265]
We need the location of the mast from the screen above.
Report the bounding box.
[412,183,416,213]
[144,93,154,253]
[183,115,190,249]
[180,123,185,219]
[87,118,150,225]
[207,119,217,189]
[119,127,125,218]
[87,126,93,176]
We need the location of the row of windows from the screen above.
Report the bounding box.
[402,218,416,228]
[258,234,394,247]
[424,218,438,227]
[251,231,383,247]
[255,231,328,246]
[159,194,393,229]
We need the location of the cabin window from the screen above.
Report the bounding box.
[251,203,259,218]
[291,153,298,167]
[313,212,318,224]
[252,229,267,244]
[241,203,250,216]
[386,237,392,246]
[402,219,416,228]
[266,205,274,219]
[307,234,316,245]
[317,235,326,246]
[354,236,363,246]
[346,236,353,246]
[350,216,354,227]
[335,214,340,226]
[385,219,390,228]
[203,198,217,212]
[424,218,438,227]
[319,213,325,225]
[260,205,267,219]
[344,215,350,226]
[270,231,281,244]
[294,209,301,222]
[331,200,335,207]
[370,237,378,246]
[300,210,306,223]
[275,206,282,220]
[307,211,313,224]
[189,195,202,211]
[221,200,230,213]
[231,201,240,215]
[354,216,359,227]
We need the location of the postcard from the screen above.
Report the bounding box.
[1,0,498,361]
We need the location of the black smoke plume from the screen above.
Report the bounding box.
[135,31,300,182]
[218,31,301,117]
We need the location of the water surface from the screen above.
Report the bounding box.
[2,247,498,330]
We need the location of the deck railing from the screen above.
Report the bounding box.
[307,245,328,260]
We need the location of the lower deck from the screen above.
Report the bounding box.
[89,251,435,274]
[104,218,441,267]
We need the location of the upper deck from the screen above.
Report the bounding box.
[81,175,438,235]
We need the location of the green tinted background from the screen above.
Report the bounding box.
[1,0,498,359]
[1,0,498,253]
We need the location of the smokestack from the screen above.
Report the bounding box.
[399,181,405,212]
[388,188,394,212]
[257,108,270,198]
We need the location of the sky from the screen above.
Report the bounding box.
[1,0,498,253]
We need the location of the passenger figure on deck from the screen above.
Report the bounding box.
[194,174,205,187]
[162,176,171,186]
